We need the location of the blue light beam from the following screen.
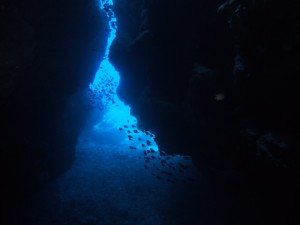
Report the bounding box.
[89,0,159,151]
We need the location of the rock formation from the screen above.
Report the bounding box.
[111,0,299,223]
[0,0,105,222]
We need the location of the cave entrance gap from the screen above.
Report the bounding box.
[85,0,159,151]
[78,0,199,186]
[20,1,250,225]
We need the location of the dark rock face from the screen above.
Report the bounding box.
[112,0,233,150]
[0,0,105,221]
[111,0,234,158]
[111,0,299,223]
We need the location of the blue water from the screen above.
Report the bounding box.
[88,0,160,151]
[88,0,134,126]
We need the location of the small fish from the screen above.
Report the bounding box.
[178,163,189,170]
[168,165,175,169]
[215,93,225,101]
[118,128,123,131]
[159,151,167,156]
[141,144,146,148]
[133,130,139,133]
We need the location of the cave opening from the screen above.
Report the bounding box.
[77,0,199,188]
[7,0,296,225]
[26,2,212,224]
[1,0,297,224]
[85,0,159,150]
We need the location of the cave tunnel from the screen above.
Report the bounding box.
[0,0,299,225]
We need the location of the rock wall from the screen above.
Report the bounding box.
[111,0,299,223]
[111,0,234,161]
[0,0,106,222]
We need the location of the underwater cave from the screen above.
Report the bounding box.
[0,0,299,225]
